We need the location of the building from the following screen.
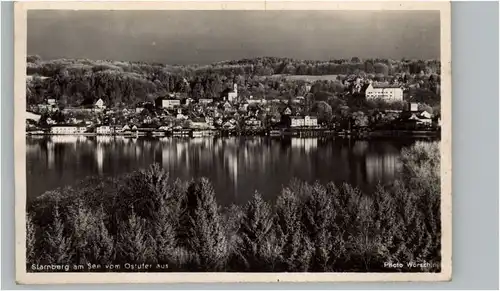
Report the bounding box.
[222,118,237,129]
[245,116,262,128]
[95,98,106,109]
[96,125,112,134]
[408,102,419,112]
[50,125,87,135]
[304,115,318,127]
[227,84,238,102]
[183,98,194,106]
[293,96,305,104]
[364,83,404,102]
[283,107,292,116]
[223,101,233,111]
[156,97,181,109]
[176,108,188,120]
[239,102,249,112]
[206,117,214,127]
[37,98,58,113]
[190,117,209,129]
[199,98,214,105]
[402,110,433,127]
[26,111,41,123]
[420,110,432,119]
[289,116,305,128]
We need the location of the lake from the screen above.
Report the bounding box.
[26,135,436,205]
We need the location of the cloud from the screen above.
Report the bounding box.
[28,10,440,64]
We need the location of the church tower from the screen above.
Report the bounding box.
[228,83,238,102]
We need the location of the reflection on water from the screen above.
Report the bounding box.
[26,136,434,205]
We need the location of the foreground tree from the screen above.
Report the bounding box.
[238,192,280,271]
[181,178,228,271]
[116,208,155,264]
[301,182,335,271]
[67,201,114,265]
[275,188,313,272]
[152,198,177,265]
[44,204,71,264]
[26,214,38,265]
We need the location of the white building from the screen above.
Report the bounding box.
[420,111,432,119]
[365,83,403,102]
[408,111,433,126]
[190,118,209,129]
[228,84,238,102]
[176,109,188,120]
[26,111,41,123]
[408,102,419,112]
[158,98,181,109]
[290,116,305,128]
[304,115,318,127]
[283,107,292,115]
[199,98,213,105]
[247,99,265,105]
[50,125,87,135]
[96,125,112,134]
[245,116,262,128]
[95,98,106,109]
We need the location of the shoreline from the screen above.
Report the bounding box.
[26,129,440,139]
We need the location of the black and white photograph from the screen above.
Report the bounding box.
[15,1,452,283]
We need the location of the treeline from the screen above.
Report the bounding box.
[27,141,441,272]
[199,56,441,76]
[27,56,441,109]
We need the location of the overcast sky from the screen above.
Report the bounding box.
[28,10,440,65]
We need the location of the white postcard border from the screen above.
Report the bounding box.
[14,0,452,284]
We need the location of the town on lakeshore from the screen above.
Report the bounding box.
[26,64,441,139]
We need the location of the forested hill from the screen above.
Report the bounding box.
[26,55,441,108]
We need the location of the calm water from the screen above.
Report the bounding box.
[26,135,434,205]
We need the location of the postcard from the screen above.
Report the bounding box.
[15,0,452,284]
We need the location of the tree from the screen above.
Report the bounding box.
[418,103,433,114]
[351,57,361,63]
[122,164,173,221]
[238,192,280,271]
[374,63,389,75]
[116,208,155,264]
[301,183,334,271]
[311,101,333,124]
[275,189,313,272]
[45,203,71,264]
[181,178,228,271]
[27,54,42,63]
[26,213,37,265]
[153,198,177,265]
[351,111,368,128]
